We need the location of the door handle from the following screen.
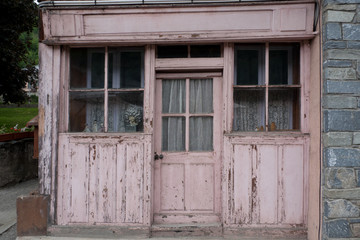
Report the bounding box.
[154,152,164,160]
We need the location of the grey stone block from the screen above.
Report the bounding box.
[324,4,358,11]
[324,219,351,238]
[325,68,357,80]
[357,169,360,187]
[325,49,360,60]
[343,24,360,40]
[354,133,360,144]
[325,148,360,167]
[326,81,360,94]
[326,10,355,22]
[323,96,358,109]
[324,41,347,49]
[329,0,360,3]
[323,132,353,146]
[326,23,342,40]
[324,60,353,67]
[348,41,360,49]
[358,98,360,108]
[324,188,360,199]
[324,199,360,218]
[325,167,357,188]
[351,223,360,237]
[324,110,360,131]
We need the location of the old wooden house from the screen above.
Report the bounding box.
[36,0,322,238]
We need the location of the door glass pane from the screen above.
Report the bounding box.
[162,117,185,151]
[268,89,300,131]
[189,117,213,151]
[162,79,186,113]
[190,79,213,114]
[70,48,105,89]
[108,92,143,132]
[108,48,144,89]
[69,91,104,132]
[233,89,265,131]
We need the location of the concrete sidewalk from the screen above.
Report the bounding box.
[0,180,38,238]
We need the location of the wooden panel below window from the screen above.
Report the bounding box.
[223,135,308,227]
[57,134,152,226]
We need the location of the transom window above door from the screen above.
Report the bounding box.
[157,44,222,58]
[68,47,144,133]
[233,43,301,132]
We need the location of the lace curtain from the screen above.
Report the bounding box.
[233,90,265,131]
[268,90,292,130]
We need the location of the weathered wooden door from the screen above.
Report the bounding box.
[154,72,222,224]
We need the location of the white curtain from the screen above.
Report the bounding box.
[189,117,213,151]
[190,79,213,113]
[162,79,213,152]
[162,79,186,151]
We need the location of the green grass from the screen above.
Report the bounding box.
[0,108,38,133]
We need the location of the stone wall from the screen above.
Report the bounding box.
[0,138,37,187]
[323,0,360,239]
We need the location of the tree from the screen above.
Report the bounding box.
[0,0,38,104]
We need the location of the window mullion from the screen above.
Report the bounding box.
[104,47,109,132]
[265,42,269,132]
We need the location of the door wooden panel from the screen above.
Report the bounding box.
[223,136,308,227]
[57,134,151,225]
[160,163,185,211]
[188,163,214,211]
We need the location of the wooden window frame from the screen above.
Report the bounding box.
[66,46,145,133]
[228,42,309,134]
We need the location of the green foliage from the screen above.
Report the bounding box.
[19,27,39,68]
[0,108,38,133]
[0,0,38,104]
[28,95,38,104]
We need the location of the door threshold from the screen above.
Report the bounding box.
[151,222,223,238]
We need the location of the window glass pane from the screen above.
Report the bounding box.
[108,48,144,89]
[157,45,188,58]
[69,92,104,132]
[70,48,104,89]
[162,117,185,151]
[190,45,221,58]
[269,50,288,85]
[235,49,261,85]
[269,43,300,85]
[233,89,265,131]
[189,117,213,151]
[268,89,300,131]
[162,79,186,113]
[108,92,143,132]
[190,79,213,114]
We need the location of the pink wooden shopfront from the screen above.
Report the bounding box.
[38,0,321,238]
